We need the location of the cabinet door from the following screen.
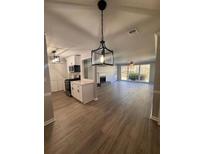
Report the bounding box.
[67,56,81,66]
[82,84,94,103]
[75,85,81,101]
[70,82,82,101]
[71,84,82,101]
[71,83,75,96]
[51,80,58,92]
[78,86,82,101]
[49,64,56,81]
[73,84,78,98]
[66,57,71,66]
[66,57,70,72]
[75,84,79,100]
[57,80,63,91]
[74,56,81,65]
[69,56,75,66]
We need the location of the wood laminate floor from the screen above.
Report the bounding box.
[45,81,160,154]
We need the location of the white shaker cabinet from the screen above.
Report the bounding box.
[49,63,67,92]
[71,80,94,104]
[66,55,81,67]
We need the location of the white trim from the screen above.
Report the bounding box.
[150,100,153,119]
[44,92,52,97]
[94,97,98,101]
[44,118,55,126]
[150,115,159,123]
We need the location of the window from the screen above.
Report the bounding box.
[120,64,150,82]
[121,65,128,80]
[140,64,150,82]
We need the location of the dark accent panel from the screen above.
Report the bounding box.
[100,76,106,83]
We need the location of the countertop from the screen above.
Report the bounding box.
[71,79,94,85]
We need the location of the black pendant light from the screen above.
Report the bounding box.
[51,50,60,63]
[91,0,114,66]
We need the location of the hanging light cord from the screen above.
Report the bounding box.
[91,0,114,66]
[101,10,104,41]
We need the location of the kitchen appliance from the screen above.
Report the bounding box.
[65,77,80,96]
[69,65,80,72]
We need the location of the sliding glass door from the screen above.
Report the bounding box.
[120,64,150,82]
[121,65,128,80]
[140,64,150,82]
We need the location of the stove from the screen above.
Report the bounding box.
[65,77,80,96]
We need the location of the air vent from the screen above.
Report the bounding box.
[128,28,138,34]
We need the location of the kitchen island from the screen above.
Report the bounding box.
[71,79,95,104]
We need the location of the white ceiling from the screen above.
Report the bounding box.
[45,0,160,64]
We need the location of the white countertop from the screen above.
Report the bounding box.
[71,79,94,85]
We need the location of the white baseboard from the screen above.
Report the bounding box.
[44,118,55,126]
[94,97,98,101]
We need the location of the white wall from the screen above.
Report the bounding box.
[44,35,54,123]
[97,66,117,83]
[48,61,67,92]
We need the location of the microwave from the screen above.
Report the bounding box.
[69,65,80,72]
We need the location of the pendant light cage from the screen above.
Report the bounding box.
[91,0,114,66]
[91,41,114,66]
[51,50,60,63]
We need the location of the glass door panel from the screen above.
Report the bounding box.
[121,66,128,80]
[128,65,139,80]
[140,64,150,82]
